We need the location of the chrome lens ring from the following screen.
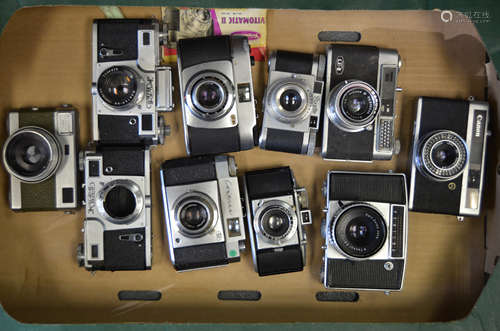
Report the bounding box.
[96,179,144,225]
[327,80,380,132]
[328,203,387,260]
[253,200,297,244]
[97,66,145,110]
[185,71,235,121]
[416,130,468,181]
[174,191,218,238]
[2,126,61,183]
[267,79,311,123]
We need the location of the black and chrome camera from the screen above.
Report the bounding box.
[160,155,246,271]
[177,35,257,156]
[243,167,312,276]
[258,50,324,155]
[321,171,408,291]
[409,97,489,217]
[77,146,152,271]
[321,44,402,161]
[91,19,173,146]
[2,106,78,211]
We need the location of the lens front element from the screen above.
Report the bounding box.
[179,202,210,231]
[195,81,224,110]
[431,141,459,168]
[279,89,302,112]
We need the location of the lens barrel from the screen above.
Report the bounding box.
[330,204,387,259]
[3,127,61,183]
[416,130,468,181]
[174,192,218,238]
[98,66,139,107]
[328,80,380,132]
[185,71,234,121]
[254,200,297,243]
[266,79,310,123]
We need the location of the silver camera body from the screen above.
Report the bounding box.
[321,44,401,161]
[322,171,408,291]
[177,35,257,156]
[160,155,246,271]
[243,167,312,276]
[259,50,325,155]
[91,19,173,146]
[2,106,78,211]
[77,147,152,271]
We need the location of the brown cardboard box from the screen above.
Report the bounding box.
[0,6,491,323]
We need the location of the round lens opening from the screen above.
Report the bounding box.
[341,88,374,121]
[195,81,224,109]
[431,141,459,169]
[334,206,386,259]
[179,202,209,231]
[418,131,468,180]
[261,208,291,238]
[279,89,302,112]
[4,131,52,179]
[103,185,137,219]
[98,67,138,107]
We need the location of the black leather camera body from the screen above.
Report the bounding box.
[322,171,408,291]
[409,97,489,217]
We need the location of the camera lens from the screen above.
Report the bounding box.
[103,185,136,219]
[341,88,375,122]
[3,128,60,182]
[195,82,224,109]
[175,193,218,237]
[186,72,234,120]
[257,205,294,241]
[328,80,380,131]
[418,130,468,181]
[279,89,302,112]
[179,202,209,231]
[98,66,138,107]
[431,141,459,168]
[333,205,386,258]
[191,78,228,115]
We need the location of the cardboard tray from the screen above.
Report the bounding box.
[0,3,499,329]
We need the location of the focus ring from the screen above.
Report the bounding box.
[329,204,387,259]
[417,130,468,181]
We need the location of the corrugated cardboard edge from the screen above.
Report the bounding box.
[0,262,499,329]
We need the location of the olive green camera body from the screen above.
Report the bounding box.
[2,106,79,211]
